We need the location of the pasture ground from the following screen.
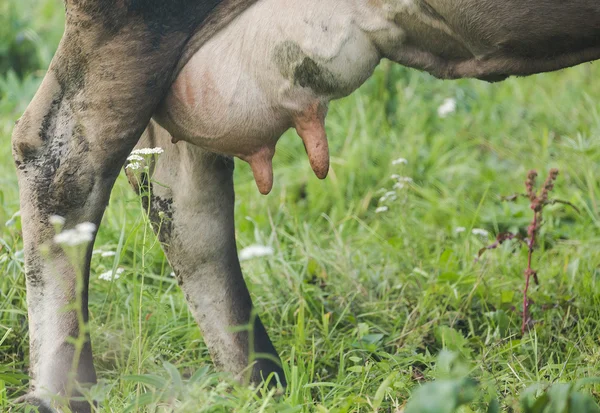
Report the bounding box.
[1,1,600,411]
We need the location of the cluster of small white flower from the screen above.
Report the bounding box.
[239,245,274,261]
[471,228,489,237]
[375,158,412,214]
[54,222,97,246]
[454,227,490,237]
[131,148,165,156]
[5,210,21,227]
[379,191,398,203]
[125,147,164,171]
[99,267,124,281]
[125,162,141,170]
[49,215,66,226]
[437,97,457,118]
[390,174,413,190]
[92,250,116,258]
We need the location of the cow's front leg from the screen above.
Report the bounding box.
[12,71,122,413]
[10,12,203,413]
[128,121,285,386]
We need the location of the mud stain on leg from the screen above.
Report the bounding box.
[135,172,175,250]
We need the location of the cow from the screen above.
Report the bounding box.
[10,0,600,411]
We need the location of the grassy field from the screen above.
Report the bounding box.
[2,1,600,412]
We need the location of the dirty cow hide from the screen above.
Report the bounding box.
[10,0,600,412]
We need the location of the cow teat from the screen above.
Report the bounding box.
[240,100,330,195]
[293,102,330,180]
[243,102,330,196]
[242,146,276,195]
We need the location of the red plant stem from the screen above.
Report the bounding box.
[522,271,531,334]
[522,212,538,334]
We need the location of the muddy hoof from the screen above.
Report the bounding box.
[15,393,92,413]
[15,394,55,413]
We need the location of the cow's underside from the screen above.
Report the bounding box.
[10,0,600,412]
[386,0,600,81]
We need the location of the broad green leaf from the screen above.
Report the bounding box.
[575,377,600,389]
[435,330,472,362]
[569,392,600,413]
[520,385,546,413]
[163,361,183,390]
[546,383,571,413]
[188,366,211,384]
[530,393,550,413]
[404,378,477,413]
[487,398,500,413]
[124,392,156,413]
[372,372,397,410]
[122,374,167,389]
[501,290,515,304]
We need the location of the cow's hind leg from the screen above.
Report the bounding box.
[127,120,285,386]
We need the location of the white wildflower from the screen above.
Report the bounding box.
[412,268,429,277]
[472,228,489,237]
[239,245,274,261]
[391,158,408,166]
[5,210,21,227]
[455,227,466,233]
[99,267,124,281]
[392,175,413,182]
[437,98,457,118]
[131,147,164,156]
[391,176,413,190]
[77,222,97,234]
[375,206,389,214]
[127,154,144,162]
[54,230,91,246]
[49,215,65,226]
[54,222,96,247]
[126,162,141,170]
[380,191,398,203]
[101,251,116,258]
[170,272,176,277]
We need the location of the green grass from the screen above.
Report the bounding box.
[2,1,600,411]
